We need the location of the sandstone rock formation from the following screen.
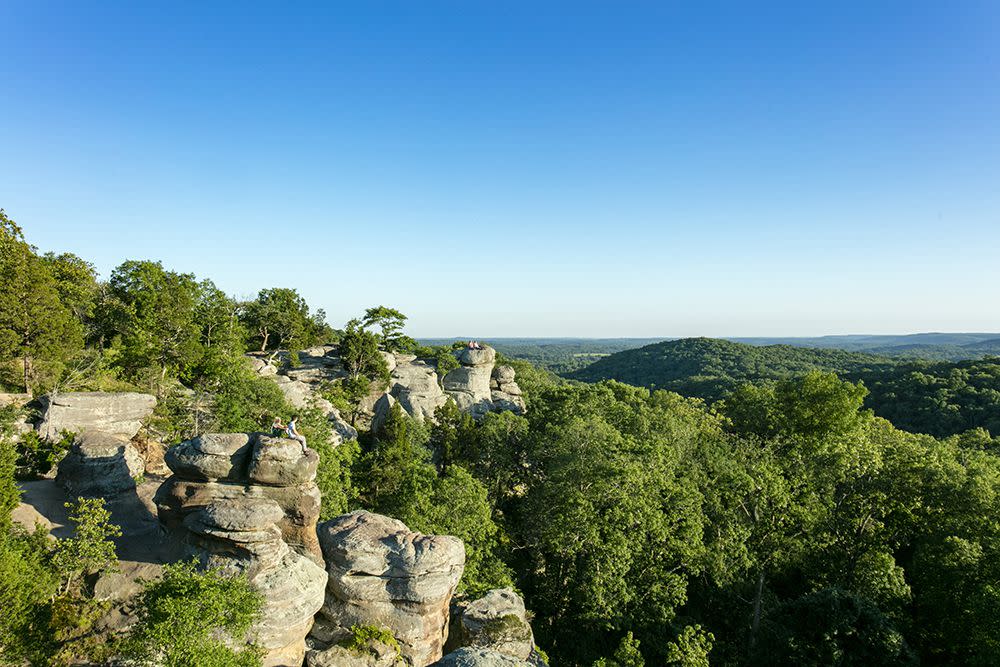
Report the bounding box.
[388,355,449,422]
[447,589,534,661]
[312,511,466,666]
[443,348,496,418]
[55,430,144,497]
[35,391,156,442]
[156,432,325,565]
[489,367,526,415]
[433,648,531,667]
[306,638,405,667]
[158,434,328,666]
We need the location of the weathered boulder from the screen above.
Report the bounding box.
[307,638,405,667]
[249,436,320,486]
[274,375,316,410]
[312,511,465,666]
[456,348,496,367]
[489,392,526,416]
[447,590,534,660]
[491,366,516,385]
[56,430,144,497]
[371,393,397,433]
[36,391,156,442]
[178,497,328,666]
[433,648,530,667]
[155,432,325,565]
[390,358,448,422]
[164,433,253,482]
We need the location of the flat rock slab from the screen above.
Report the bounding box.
[36,391,156,441]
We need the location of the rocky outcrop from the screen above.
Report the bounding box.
[447,590,534,661]
[489,367,526,415]
[247,350,359,444]
[55,430,144,497]
[443,348,496,418]
[36,391,156,442]
[158,434,328,667]
[433,648,531,667]
[307,638,405,667]
[184,498,328,666]
[156,432,324,565]
[312,511,466,666]
[388,355,448,423]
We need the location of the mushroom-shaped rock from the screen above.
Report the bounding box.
[36,391,157,442]
[448,589,534,660]
[433,648,531,667]
[312,511,466,666]
[165,433,253,482]
[55,430,144,497]
[249,436,319,486]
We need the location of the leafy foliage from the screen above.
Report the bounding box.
[123,560,264,667]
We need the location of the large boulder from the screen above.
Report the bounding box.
[447,590,534,660]
[312,511,466,666]
[433,648,530,667]
[249,436,320,486]
[156,432,325,565]
[178,497,328,667]
[390,358,448,422]
[164,433,253,482]
[55,430,144,498]
[36,391,156,442]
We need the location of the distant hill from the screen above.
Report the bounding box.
[566,337,898,400]
[565,337,1000,439]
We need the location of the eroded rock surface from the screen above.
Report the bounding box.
[55,430,144,497]
[156,432,324,565]
[159,435,328,667]
[433,648,531,667]
[36,391,156,441]
[307,638,405,667]
[312,511,466,666]
[447,589,534,660]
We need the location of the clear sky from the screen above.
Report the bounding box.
[2,2,998,337]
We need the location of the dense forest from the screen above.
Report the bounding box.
[567,337,1000,443]
[3,210,1000,666]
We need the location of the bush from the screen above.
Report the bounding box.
[122,560,264,667]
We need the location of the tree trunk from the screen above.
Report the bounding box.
[259,329,269,352]
[750,568,766,648]
[22,352,32,394]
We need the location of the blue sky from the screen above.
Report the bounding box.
[2,2,998,337]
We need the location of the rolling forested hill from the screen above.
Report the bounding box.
[567,337,1000,439]
[566,337,897,399]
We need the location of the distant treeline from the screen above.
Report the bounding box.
[567,337,1000,440]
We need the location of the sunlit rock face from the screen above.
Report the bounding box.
[312,510,466,667]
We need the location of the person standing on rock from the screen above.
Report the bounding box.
[286,414,308,453]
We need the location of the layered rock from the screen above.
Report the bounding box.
[489,367,526,415]
[307,638,405,667]
[433,648,531,667]
[156,432,324,565]
[444,348,498,419]
[56,430,144,497]
[447,589,534,661]
[159,435,328,666]
[183,498,328,666]
[36,391,156,442]
[312,511,466,666]
[389,355,449,422]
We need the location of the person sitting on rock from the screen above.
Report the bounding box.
[271,416,286,437]
[286,414,308,453]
